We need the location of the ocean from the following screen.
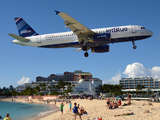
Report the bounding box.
[0,101,58,120]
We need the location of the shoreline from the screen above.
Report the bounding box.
[0,98,60,120]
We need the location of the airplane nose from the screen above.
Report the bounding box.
[149,30,153,36]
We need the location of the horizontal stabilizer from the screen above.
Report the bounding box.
[8,33,30,42]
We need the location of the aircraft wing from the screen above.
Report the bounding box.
[55,10,96,43]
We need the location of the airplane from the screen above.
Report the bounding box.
[8,10,153,57]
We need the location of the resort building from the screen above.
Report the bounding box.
[15,70,101,95]
[16,80,79,93]
[36,70,92,82]
[119,77,160,89]
[72,78,102,96]
[16,78,102,96]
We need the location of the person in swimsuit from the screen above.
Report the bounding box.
[69,101,72,110]
[114,112,134,117]
[106,96,111,108]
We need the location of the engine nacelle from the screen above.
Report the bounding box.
[91,45,110,53]
[89,33,110,42]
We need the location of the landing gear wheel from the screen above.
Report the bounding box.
[133,45,137,49]
[82,46,87,51]
[84,52,89,57]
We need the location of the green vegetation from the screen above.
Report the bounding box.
[100,84,124,95]
[0,79,73,96]
[136,84,145,91]
[0,85,17,96]
[0,82,159,97]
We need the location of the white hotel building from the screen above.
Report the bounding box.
[16,78,102,95]
[72,78,102,96]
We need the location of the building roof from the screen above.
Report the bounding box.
[74,72,92,75]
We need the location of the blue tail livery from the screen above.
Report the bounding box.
[15,17,39,37]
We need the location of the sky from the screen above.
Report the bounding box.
[1,0,160,88]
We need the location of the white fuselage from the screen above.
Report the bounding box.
[12,25,153,48]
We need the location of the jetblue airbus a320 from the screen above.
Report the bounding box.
[8,10,153,57]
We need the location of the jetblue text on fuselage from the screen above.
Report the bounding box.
[106,27,128,33]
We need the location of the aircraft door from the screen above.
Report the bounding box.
[131,26,136,33]
[37,36,41,43]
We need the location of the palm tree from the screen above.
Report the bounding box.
[58,79,66,93]
[48,86,52,91]
[34,85,40,93]
[42,83,46,91]
[24,86,34,95]
[65,86,73,95]
[0,88,3,95]
[3,87,6,90]
[9,85,14,91]
[11,90,17,96]
[65,81,71,90]
[136,84,145,91]
[39,83,43,91]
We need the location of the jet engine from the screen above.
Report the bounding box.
[91,45,110,53]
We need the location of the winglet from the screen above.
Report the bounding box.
[55,10,60,15]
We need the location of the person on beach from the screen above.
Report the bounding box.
[69,101,72,110]
[114,112,134,117]
[118,98,122,106]
[122,98,131,106]
[73,103,82,120]
[109,101,118,109]
[79,107,87,115]
[79,107,84,115]
[60,103,64,115]
[106,96,111,108]
[4,113,11,120]
[127,94,131,100]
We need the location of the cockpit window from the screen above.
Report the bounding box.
[141,27,145,29]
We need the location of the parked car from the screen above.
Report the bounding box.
[149,92,160,102]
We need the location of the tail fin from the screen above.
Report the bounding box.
[15,17,39,37]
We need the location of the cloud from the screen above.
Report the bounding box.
[123,62,160,78]
[17,76,30,85]
[151,66,160,78]
[103,71,121,84]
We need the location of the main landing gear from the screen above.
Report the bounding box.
[84,52,89,57]
[132,41,137,49]
[82,46,89,57]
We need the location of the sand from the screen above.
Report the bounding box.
[1,98,160,120]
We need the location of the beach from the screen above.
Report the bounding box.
[1,98,160,120]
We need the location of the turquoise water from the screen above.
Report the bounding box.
[0,101,55,120]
